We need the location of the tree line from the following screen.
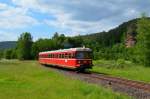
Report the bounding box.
[1,16,150,66]
[1,32,83,60]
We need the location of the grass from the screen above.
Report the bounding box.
[92,59,150,83]
[0,60,130,99]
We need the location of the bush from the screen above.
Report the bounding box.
[116,59,126,68]
[0,51,4,59]
[4,49,12,59]
[115,59,133,69]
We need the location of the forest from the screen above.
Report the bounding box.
[0,16,150,66]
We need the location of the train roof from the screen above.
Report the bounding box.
[39,47,92,54]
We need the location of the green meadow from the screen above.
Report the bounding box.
[0,60,130,99]
[92,60,150,82]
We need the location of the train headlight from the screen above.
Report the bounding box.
[78,61,81,64]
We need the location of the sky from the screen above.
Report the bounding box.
[0,0,150,41]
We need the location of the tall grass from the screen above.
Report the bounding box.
[93,59,150,82]
[0,60,130,99]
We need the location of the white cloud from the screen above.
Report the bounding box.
[12,0,150,35]
[0,2,40,41]
[12,0,115,35]
[0,0,150,41]
[0,2,39,29]
[12,0,61,14]
[0,3,8,10]
[45,18,115,36]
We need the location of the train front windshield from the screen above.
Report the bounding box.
[76,51,92,59]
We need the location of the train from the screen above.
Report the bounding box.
[38,47,93,71]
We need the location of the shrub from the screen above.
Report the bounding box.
[116,59,126,69]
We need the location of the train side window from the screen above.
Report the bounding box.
[59,54,61,58]
[48,54,50,58]
[62,54,64,58]
[65,53,68,58]
[68,53,71,58]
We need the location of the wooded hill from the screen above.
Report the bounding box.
[0,41,17,50]
[81,18,138,48]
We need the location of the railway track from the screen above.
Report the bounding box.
[85,73,150,92]
[76,72,150,99]
[44,66,150,99]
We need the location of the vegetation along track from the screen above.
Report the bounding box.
[82,73,150,98]
[44,65,150,99]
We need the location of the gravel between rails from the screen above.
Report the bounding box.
[43,65,150,99]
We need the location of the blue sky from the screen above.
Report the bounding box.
[0,0,150,41]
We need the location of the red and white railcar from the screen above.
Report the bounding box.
[39,47,93,71]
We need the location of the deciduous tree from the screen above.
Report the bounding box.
[17,32,33,60]
[136,16,150,66]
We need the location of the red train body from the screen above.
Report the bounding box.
[39,48,93,71]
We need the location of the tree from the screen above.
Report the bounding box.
[10,49,17,59]
[52,32,59,39]
[73,35,83,47]
[31,39,55,59]
[63,37,74,48]
[17,32,33,60]
[4,49,12,59]
[136,16,150,66]
[0,51,4,60]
